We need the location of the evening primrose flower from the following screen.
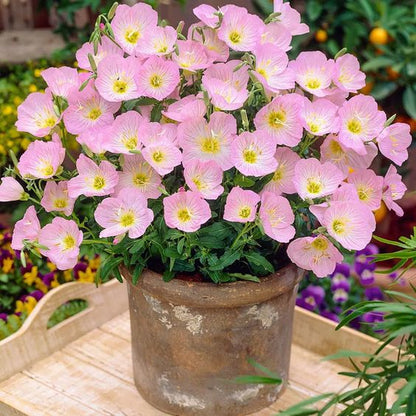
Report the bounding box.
[382,165,407,216]
[136,25,177,56]
[94,188,154,239]
[172,40,212,72]
[254,94,304,146]
[116,154,162,199]
[16,90,59,137]
[141,140,182,176]
[111,3,158,56]
[333,54,366,93]
[0,177,27,202]
[17,140,65,179]
[273,0,309,35]
[300,98,340,136]
[294,158,345,200]
[287,235,343,278]
[347,169,384,210]
[163,190,211,232]
[184,160,224,200]
[377,123,412,166]
[95,55,140,102]
[67,154,119,199]
[11,206,41,251]
[259,192,295,243]
[41,181,76,216]
[41,66,80,99]
[135,57,180,100]
[224,187,260,223]
[338,94,386,155]
[162,95,206,123]
[38,218,83,270]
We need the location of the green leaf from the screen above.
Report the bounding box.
[228,273,260,283]
[371,82,398,100]
[234,174,256,188]
[209,250,241,271]
[244,252,274,274]
[163,270,175,282]
[323,350,374,361]
[403,86,416,119]
[306,0,323,21]
[234,375,281,384]
[362,57,395,72]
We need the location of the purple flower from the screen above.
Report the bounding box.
[364,286,384,301]
[29,290,44,301]
[345,309,361,330]
[0,313,8,322]
[42,272,56,287]
[333,288,349,303]
[355,259,376,274]
[362,311,384,324]
[20,262,34,275]
[331,279,350,292]
[331,263,350,278]
[320,310,340,323]
[359,268,375,286]
[297,285,325,311]
[388,272,406,286]
[296,297,315,311]
[73,262,88,279]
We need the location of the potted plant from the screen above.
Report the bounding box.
[0,1,411,415]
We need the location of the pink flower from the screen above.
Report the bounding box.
[273,0,309,35]
[254,44,294,92]
[259,192,295,242]
[111,3,158,56]
[141,140,182,176]
[287,236,343,278]
[0,177,26,201]
[76,37,124,71]
[188,24,229,63]
[95,55,140,102]
[16,91,59,137]
[322,201,375,250]
[320,134,377,175]
[163,191,211,232]
[136,25,177,56]
[162,95,206,123]
[217,5,264,52]
[338,94,386,155]
[178,111,236,170]
[382,165,407,217]
[184,160,224,200]
[40,181,76,216]
[38,218,83,270]
[135,57,180,100]
[94,188,154,239]
[67,154,119,198]
[63,83,120,135]
[262,147,300,194]
[18,140,65,179]
[193,4,224,28]
[223,187,260,223]
[294,158,345,200]
[11,206,41,251]
[377,123,411,166]
[172,40,212,72]
[333,54,366,93]
[76,126,112,154]
[289,51,334,97]
[260,23,292,52]
[300,98,339,136]
[41,66,80,99]
[232,131,278,177]
[104,111,144,154]
[140,122,177,146]
[116,154,162,199]
[254,94,304,146]
[347,169,383,210]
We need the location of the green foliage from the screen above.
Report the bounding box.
[47,299,88,329]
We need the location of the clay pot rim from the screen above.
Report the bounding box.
[120,263,303,309]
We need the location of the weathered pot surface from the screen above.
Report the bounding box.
[121,263,304,416]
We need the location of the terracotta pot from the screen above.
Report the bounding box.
[121,263,303,416]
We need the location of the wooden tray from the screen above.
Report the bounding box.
[0,281,396,415]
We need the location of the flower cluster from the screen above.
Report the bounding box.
[0,224,100,340]
[2,2,411,282]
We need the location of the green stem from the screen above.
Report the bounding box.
[231,222,256,249]
[83,239,113,246]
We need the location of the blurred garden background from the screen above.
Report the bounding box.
[0,0,415,340]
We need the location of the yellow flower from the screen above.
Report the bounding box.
[28,84,38,92]
[2,105,13,116]
[35,278,48,293]
[21,138,31,150]
[63,270,73,282]
[15,300,25,314]
[24,296,37,314]
[47,262,57,272]
[23,266,38,286]
[13,97,22,106]
[88,257,101,270]
[0,145,6,155]
[2,257,14,273]
[78,267,96,283]
[34,69,42,77]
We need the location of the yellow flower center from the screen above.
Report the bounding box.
[150,75,163,88]
[192,176,206,190]
[239,206,252,219]
[177,208,192,223]
[201,137,220,154]
[62,234,76,251]
[152,151,164,163]
[311,236,329,251]
[125,29,140,44]
[229,31,242,44]
[40,162,54,177]
[347,119,362,134]
[54,199,67,209]
[122,136,138,151]
[273,165,285,182]
[133,173,149,186]
[42,116,57,128]
[331,219,347,235]
[157,44,168,53]
[119,211,135,227]
[113,80,128,94]
[268,110,286,129]
[305,78,321,89]
[257,68,267,79]
[357,186,371,202]
[87,108,102,120]
[329,139,343,156]
[308,122,320,133]
[243,149,257,164]
[306,178,323,195]
[93,175,106,190]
